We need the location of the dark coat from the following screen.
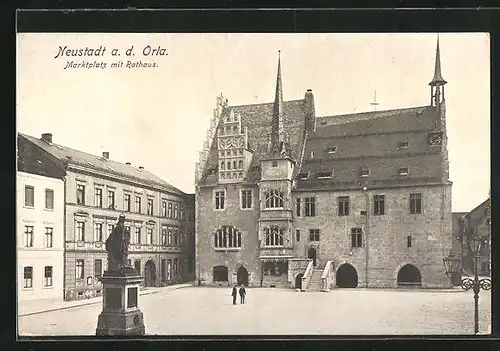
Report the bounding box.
[231,287,237,297]
[239,287,246,296]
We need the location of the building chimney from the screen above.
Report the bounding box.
[102,152,109,159]
[304,90,316,133]
[139,166,144,170]
[126,162,131,166]
[41,133,53,143]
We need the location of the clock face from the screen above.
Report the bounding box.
[428,132,442,146]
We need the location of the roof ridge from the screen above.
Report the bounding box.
[230,98,304,109]
[317,105,429,120]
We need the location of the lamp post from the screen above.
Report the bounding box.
[443,235,491,334]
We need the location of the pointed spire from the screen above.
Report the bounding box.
[270,50,286,156]
[429,36,447,86]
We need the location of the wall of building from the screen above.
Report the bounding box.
[17,172,65,301]
[63,168,192,301]
[293,184,452,288]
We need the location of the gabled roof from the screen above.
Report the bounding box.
[19,133,185,195]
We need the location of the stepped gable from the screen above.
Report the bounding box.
[19,132,184,195]
[198,98,306,186]
[296,105,445,190]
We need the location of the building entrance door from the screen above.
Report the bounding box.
[236,266,249,286]
[308,247,317,266]
[145,260,156,287]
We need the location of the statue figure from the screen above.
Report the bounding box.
[105,214,132,271]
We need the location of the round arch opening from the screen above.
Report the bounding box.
[236,266,249,286]
[336,263,358,288]
[295,273,304,290]
[397,264,422,287]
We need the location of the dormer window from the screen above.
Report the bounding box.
[297,172,309,180]
[399,167,409,176]
[399,141,409,149]
[360,169,369,177]
[317,171,333,179]
[327,146,337,154]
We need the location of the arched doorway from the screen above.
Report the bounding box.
[237,266,249,286]
[295,273,303,289]
[144,260,156,287]
[397,264,422,287]
[308,248,317,266]
[336,263,358,288]
[213,266,228,282]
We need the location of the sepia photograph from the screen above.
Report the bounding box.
[16,32,490,336]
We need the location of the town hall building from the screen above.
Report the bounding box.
[195,39,453,290]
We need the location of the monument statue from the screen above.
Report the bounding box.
[105,213,132,271]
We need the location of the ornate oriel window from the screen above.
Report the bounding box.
[264,189,284,209]
[264,226,284,246]
[214,225,242,248]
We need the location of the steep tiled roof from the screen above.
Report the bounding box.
[19,133,185,195]
[198,99,306,186]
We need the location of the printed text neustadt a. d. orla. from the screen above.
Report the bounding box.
[54,45,168,59]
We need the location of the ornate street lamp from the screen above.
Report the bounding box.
[443,235,491,334]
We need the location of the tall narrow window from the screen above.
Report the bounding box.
[94,223,103,242]
[146,227,153,245]
[45,189,54,209]
[174,258,179,275]
[135,196,141,213]
[44,227,53,248]
[107,223,114,240]
[162,200,167,217]
[76,221,85,241]
[174,203,179,219]
[409,193,422,214]
[373,195,385,216]
[161,259,167,280]
[94,259,102,278]
[24,225,33,247]
[407,235,412,248]
[23,267,33,288]
[76,184,85,205]
[124,193,131,212]
[44,266,53,287]
[305,197,316,217]
[238,160,243,169]
[173,229,178,246]
[76,259,84,280]
[161,226,167,245]
[134,227,141,244]
[241,190,252,209]
[215,191,225,210]
[168,202,173,218]
[168,229,172,246]
[134,260,141,274]
[147,198,154,215]
[25,185,35,207]
[296,198,301,217]
[296,229,300,242]
[309,229,320,242]
[351,228,363,248]
[107,190,115,209]
[338,196,350,216]
[94,188,103,208]
[180,204,184,219]
[167,259,172,280]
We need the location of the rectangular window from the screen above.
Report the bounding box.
[24,225,33,247]
[146,227,153,245]
[351,228,363,248]
[168,202,173,218]
[94,188,103,208]
[161,226,167,245]
[327,146,337,154]
[174,203,179,219]
[265,190,284,208]
[409,193,422,214]
[180,204,184,219]
[373,195,385,216]
[167,230,172,245]
[94,223,103,242]
[360,169,369,177]
[241,190,252,209]
[107,223,114,240]
[147,198,154,215]
[45,189,54,209]
[309,229,320,242]
[399,167,409,176]
[124,193,131,212]
[44,266,53,287]
[407,235,412,248]
[338,196,350,216]
[215,191,225,210]
[107,190,115,209]
[161,200,167,217]
[24,266,33,288]
[134,260,141,274]
[76,221,85,241]
[135,196,141,213]
[44,227,53,248]
[173,229,178,246]
[25,185,35,207]
[305,197,316,217]
[399,141,409,149]
[296,198,301,217]
[94,259,102,278]
[76,184,85,205]
[76,259,84,280]
[134,227,141,244]
[296,229,300,242]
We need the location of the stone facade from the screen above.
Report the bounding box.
[196,40,453,290]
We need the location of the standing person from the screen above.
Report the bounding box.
[231,285,238,305]
[239,285,246,304]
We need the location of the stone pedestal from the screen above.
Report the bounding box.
[96,267,145,336]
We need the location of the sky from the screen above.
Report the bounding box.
[16,33,490,212]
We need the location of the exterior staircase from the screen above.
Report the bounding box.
[306,267,324,292]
